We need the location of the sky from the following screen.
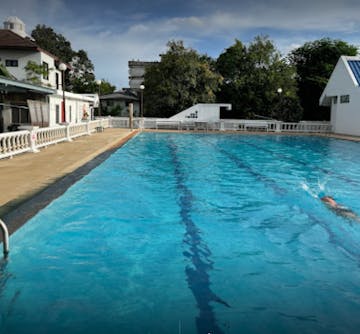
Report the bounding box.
[2,0,360,89]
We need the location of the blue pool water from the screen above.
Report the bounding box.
[1,132,360,334]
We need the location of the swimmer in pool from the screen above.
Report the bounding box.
[321,196,360,222]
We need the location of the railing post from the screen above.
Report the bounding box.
[220,121,225,131]
[86,120,91,135]
[275,121,282,133]
[29,128,39,153]
[65,123,73,142]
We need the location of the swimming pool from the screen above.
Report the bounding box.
[1,132,360,334]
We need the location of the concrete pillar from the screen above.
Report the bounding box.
[29,128,39,153]
[65,123,73,142]
[129,103,133,130]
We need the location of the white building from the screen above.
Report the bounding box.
[0,16,97,129]
[169,104,232,122]
[320,56,360,136]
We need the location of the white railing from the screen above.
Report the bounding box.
[0,130,31,159]
[0,119,111,160]
[0,117,332,160]
[36,126,67,148]
[107,117,332,134]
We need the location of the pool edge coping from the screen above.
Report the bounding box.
[2,130,139,236]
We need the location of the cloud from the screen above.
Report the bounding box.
[2,0,360,89]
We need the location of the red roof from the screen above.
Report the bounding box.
[0,29,38,49]
[0,29,62,62]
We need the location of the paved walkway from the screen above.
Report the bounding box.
[0,128,137,216]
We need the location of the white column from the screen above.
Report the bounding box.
[29,128,39,153]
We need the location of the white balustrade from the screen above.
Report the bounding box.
[0,131,31,159]
[0,117,331,160]
[0,120,111,160]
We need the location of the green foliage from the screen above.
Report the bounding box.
[31,25,116,93]
[31,24,74,63]
[0,64,12,78]
[144,40,223,117]
[98,80,116,95]
[24,60,52,84]
[68,49,95,93]
[216,36,302,121]
[290,38,358,120]
[101,104,124,117]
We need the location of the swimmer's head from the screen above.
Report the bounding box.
[321,196,337,207]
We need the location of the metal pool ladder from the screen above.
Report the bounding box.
[0,219,9,258]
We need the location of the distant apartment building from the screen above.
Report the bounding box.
[128,60,156,89]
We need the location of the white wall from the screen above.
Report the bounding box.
[320,56,360,136]
[49,92,95,127]
[0,50,40,81]
[39,52,61,89]
[0,49,60,88]
[169,104,232,122]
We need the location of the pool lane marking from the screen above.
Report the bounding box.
[207,139,360,263]
[168,140,230,334]
[235,137,360,186]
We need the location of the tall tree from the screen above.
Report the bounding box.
[144,41,223,117]
[290,38,358,120]
[31,25,109,94]
[216,36,302,121]
[31,24,74,63]
[68,49,96,93]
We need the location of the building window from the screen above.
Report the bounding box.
[56,105,60,123]
[333,96,338,104]
[69,105,72,122]
[340,95,350,104]
[11,107,29,124]
[5,59,18,67]
[42,62,49,80]
[56,73,59,89]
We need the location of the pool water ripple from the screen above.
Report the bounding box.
[1,133,360,333]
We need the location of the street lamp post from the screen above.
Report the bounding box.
[275,87,283,132]
[96,80,102,117]
[59,63,67,123]
[139,84,145,118]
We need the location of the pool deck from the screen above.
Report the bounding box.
[0,128,137,219]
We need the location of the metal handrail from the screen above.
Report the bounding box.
[0,219,9,257]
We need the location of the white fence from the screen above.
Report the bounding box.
[0,117,332,160]
[109,117,332,133]
[0,119,109,160]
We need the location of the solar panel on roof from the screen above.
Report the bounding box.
[348,60,360,85]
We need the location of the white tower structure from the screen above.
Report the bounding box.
[3,16,27,38]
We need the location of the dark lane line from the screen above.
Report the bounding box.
[235,137,360,186]
[168,140,230,334]
[207,139,360,263]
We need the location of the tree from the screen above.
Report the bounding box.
[98,79,116,95]
[290,38,358,120]
[31,24,74,63]
[24,60,52,85]
[143,40,223,117]
[68,50,96,93]
[216,36,302,121]
[31,25,110,94]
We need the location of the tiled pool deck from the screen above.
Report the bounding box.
[0,128,137,227]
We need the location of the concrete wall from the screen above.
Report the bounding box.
[169,104,232,122]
